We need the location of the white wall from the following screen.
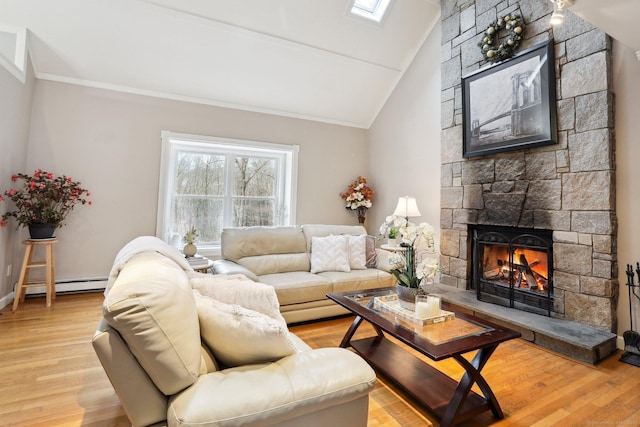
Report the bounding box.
[368,21,442,245]
[20,81,368,285]
[614,40,640,337]
[0,57,35,305]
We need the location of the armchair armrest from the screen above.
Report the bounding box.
[212,259,259,281]
[92,321,168,427]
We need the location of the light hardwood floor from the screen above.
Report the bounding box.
[1,292,639,426]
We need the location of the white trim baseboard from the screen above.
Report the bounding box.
[0,278,107,310]
[23,278,107,296]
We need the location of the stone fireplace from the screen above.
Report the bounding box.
[439,0,618,332]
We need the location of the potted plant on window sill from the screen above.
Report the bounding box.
[183,226,198,257]
[1,169,91,239]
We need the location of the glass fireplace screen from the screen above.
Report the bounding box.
[472,226,553,316]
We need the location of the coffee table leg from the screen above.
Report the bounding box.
[339,315,385,348]
[340,315,363,348]
[442,345,502,426]
[371,323,384,338]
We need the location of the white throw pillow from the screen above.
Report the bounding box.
[310,235,351,273]
[348,235,367,270]
[193,290,299,367]
[190,274,284,322]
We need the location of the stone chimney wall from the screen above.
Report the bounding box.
[439,0,617,332]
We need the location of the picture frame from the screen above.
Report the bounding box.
[462,39,557,158]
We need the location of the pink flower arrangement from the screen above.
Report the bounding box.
[1,169,91,229]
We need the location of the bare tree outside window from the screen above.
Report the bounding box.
[233,156,275,227]
[173,152,224,244]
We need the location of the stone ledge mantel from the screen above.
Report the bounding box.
[431,283,617,364]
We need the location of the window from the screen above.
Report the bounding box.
[157,131,298,254]
[349,0,391,23]
[0,25,28,83]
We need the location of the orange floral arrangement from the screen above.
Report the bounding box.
[340,176,374,222]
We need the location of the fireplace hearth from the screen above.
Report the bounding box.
[472,225,553,316]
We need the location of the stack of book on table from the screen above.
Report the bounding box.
[186,254,210,268]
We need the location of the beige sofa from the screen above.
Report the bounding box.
[93,237,377,427]
[212,224,395,323]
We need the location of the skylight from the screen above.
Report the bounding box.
[350,0,391,23]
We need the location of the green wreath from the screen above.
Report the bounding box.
[478,14,525,63]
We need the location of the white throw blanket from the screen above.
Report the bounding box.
[190,274,285,322]
[104,235,193,295]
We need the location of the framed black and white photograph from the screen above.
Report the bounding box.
[462,39,557,158]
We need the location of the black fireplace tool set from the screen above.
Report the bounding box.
[622,263,640,367]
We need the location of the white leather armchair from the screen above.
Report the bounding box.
[93,239,376,427]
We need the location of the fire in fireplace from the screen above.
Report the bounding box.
[471,225,553,316]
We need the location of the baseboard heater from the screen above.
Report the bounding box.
[22,277,108,296]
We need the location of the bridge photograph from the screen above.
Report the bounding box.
[462,40,557,158]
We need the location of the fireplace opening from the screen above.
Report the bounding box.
[471,225,553,316]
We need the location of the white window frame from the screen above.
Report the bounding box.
[349,0,392,24]
[157,131,299,256]
[0,25,28,83]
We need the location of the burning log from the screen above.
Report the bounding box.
[484,268,502,279]
[482,252,549,292]
[519,254,541,290]
[514,271,522,288]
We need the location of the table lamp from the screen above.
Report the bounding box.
[392,196,421,221]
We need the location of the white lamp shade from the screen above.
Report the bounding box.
[392,196,421,217]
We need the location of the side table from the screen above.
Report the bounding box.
[380,243,407,252]
[192,259,214,273]
[13,239,58,311]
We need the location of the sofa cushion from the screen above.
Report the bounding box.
[167,348,376,427]
[301,224,367,252]
[222,226,306,256]
[318,269,394,293]
[259,272,332,305]
[310,235,351,273]
[347,235,367,270]
[239,253,310,276]
[103,252,202,395]
[194,290,299,367]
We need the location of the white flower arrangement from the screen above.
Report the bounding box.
[183,226,198,244]
[416,256,439,281]
[388,252,438,279]
[344,184,373,209]
[379,215,438,288]
[340,176,375,210]
[378,215,435,250]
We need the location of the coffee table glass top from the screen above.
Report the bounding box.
[344,288,493,345]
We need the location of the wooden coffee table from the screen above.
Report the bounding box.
[327,287,521,427]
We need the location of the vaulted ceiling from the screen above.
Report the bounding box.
[0,0,638,129]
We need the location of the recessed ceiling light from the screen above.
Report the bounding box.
[350,0,391,23]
